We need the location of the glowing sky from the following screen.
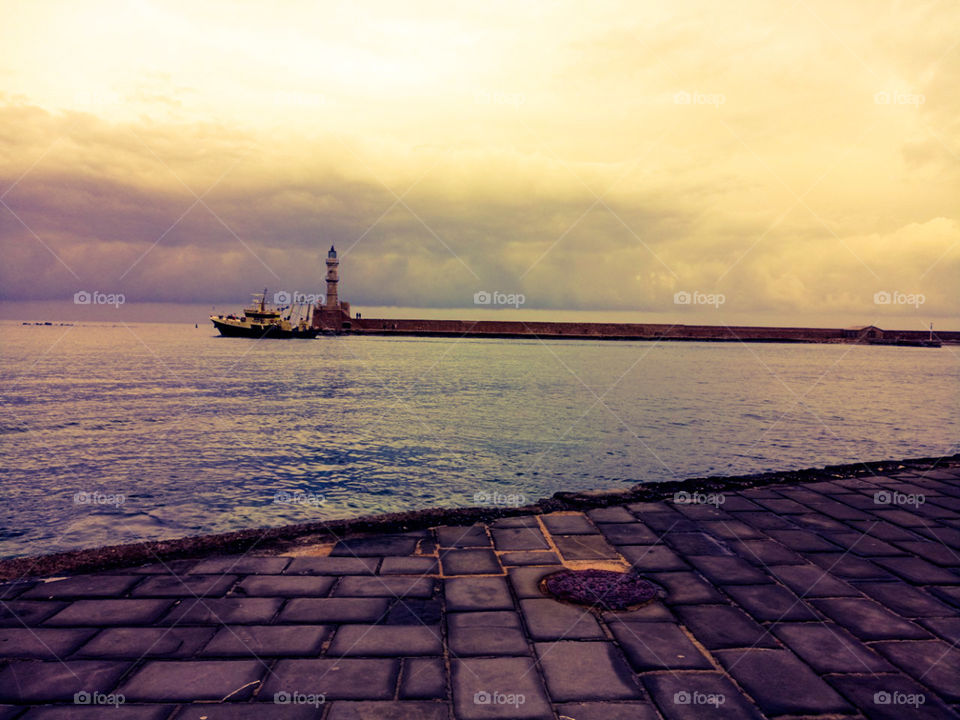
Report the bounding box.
[1,0,957,327]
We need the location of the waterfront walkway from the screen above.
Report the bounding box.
[1,466,959,718]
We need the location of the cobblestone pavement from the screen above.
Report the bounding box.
[1,468,959,718]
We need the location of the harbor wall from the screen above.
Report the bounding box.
[342,317,960,344]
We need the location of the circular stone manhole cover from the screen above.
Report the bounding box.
[541,569,659,610]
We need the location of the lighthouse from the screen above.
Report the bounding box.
[325,245,339,309]
[314,244,349,331]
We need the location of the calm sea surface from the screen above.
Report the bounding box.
[1,321,957,559]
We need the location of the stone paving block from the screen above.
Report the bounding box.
[661,532,731,556]
[672,503,730,521]
[439,550,501,575]
[331,534,420,556]
[173,705,316,719]
[0,601,65,627]
[729,539,806,565]
[131,574,237,598]
[602,601,674,623]
[715,648,852,716]
[642,671,764,720]
[118,659,264,701]
[124,559,199,575]
[0,660,130,702]
[726,511,794,530]
[188,556,290,574]
[789,512,852,533]
[262,658,399,700]
[507,566,561,599]
[764,563,859,597]
[541,513,597,534]
[872,640,960,702]
[722,584,817,622]
[553,535,619,561]
[686,556,769,585]
[0,627,94,662]
[160,598,283,625]
[491,527,549,551]
[328,625,442,656]
[519,598,603,640]
[326,701,449,720]
[636,512,698,533]
[803,498,872,521]
[534,641,643,701]
[609,621,712,671]
[715,496,764,512]
[555,702,660,720]
[697,520,763,540]
[585,506,635,524]
[445,577,514,611]
[620,545,689,571]
[811,598,930,640]
[44,599,173,626]
[873,556,960,584]
[498,551,560,566]
[765,529,840,552]
[847,519,923,541]
[451,657,552,719]
[334,576,435,598]
[490,516,540,528]
[920,616,960,644]
[771,622,892,673]
[235,575,335,597]
[379,557,438,575]
[598,523,660,545]
[674,604,776,650]
[822,533,908,557]
[279,598,389,623]
[447,611,529,655]
[752,497,807,514]
[20,706,174,719]
[73,626,214,658]
[826,672,957,720]
[383,598,442,625]
[283,557,379,575]
[400,657,446,699]
[201,625,331,656]
[22,575,143,599]
[895,541,960,567]
[0,580,35,601]
[644,572,723,605]
[929,585,960,607]
[853,581,956,617]
[805,552,891,580]
[436,525,490,548]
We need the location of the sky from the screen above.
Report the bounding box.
[1,0,958,328]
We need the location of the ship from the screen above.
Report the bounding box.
[210,289,319,339]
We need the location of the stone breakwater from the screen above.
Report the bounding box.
[0,456,958,718]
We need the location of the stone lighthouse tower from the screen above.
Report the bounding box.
[325,245,339,309]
